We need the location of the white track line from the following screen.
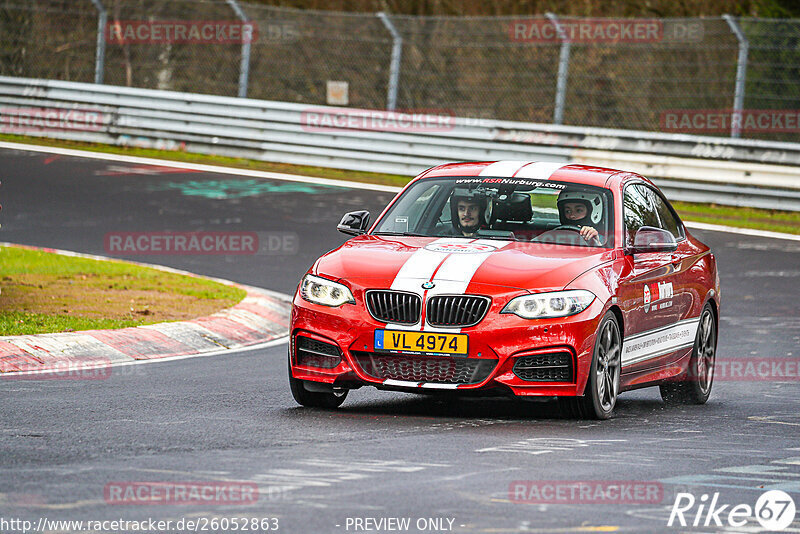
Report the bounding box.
[684,221,800,242]
[0,140,403,193]
[1,336,289,377]
[2,140,798,241]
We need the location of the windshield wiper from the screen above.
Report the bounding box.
[472,236,516,241]
[372,232,429,237]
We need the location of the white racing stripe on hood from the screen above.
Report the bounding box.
[478,161,532,177]
[421,239,513,332]
[386,238,457,331]
[390,237,462,292]
[427,239,513,296]
[514,161,568,179]
[385,239,513,332]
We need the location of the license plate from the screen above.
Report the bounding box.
[374,330,468,356]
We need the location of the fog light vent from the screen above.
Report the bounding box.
[513,352,573,382]
[295,336,342,369]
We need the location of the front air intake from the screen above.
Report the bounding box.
[365,290,421,324]
[426,295,490,327]
[352,351,496,384]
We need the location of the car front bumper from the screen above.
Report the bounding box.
[289,291,606,398]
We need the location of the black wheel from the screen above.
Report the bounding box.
[560,312,621,420]
[288,355,347,408]
[660,304,716,405]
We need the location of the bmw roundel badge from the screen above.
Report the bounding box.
[422,281,435,289]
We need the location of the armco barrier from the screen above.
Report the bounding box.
[1,76,799,210]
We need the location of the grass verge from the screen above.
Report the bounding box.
[2,134,798,235]
[0,246,246,336]
[672,201,800,235]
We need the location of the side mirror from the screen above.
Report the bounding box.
[337,210,370,236]
[628,226,677,254]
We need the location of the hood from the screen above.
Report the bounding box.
[314,235,612,293]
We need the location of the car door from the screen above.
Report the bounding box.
[618,183,688,373]
[645,185,695,329]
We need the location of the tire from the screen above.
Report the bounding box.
[288,354,347,409]
[560,312,621,420]
[660,304,716,405]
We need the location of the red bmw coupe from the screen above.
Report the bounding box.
[288,161,719,419]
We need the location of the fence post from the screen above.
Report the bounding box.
[226,0,252,98]
[545,12,570,124]
[377,12,402,111]
[546,13,570,125]
[723,14,749,139]
[89,0,106,84]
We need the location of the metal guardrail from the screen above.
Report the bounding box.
[7,4,800,143]
[1,76,799,211]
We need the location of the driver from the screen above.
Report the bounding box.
[449,189,489,237]
[556,190,604,244]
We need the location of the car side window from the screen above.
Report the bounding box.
[623,184,658,247]
[648,188,684,240]
[408,184,441,231]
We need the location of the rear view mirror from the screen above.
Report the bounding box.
[629,226,677,254]
[337,210,370,236]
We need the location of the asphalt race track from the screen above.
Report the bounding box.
[1,147,799,534]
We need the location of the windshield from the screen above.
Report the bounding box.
[372,176,615,248]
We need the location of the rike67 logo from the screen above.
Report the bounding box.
[669,490,796,531]
[644,280,673,313]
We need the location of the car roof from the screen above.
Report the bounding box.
[417,161,636,189]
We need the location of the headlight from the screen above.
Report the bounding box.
[300,274,355,307]
[501,290,595,319]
